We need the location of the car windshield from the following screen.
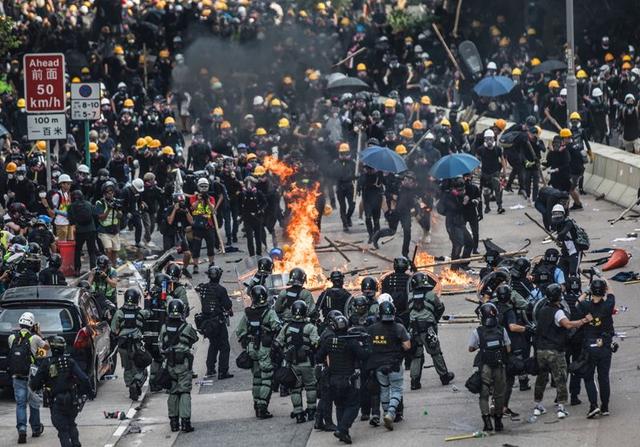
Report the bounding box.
[0,307,76,333]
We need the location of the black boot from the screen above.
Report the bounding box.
[256,405,273,419]
[493,415,503,432]
[306,408,316,422]
[279,385,289,397]
[334,430,353,444]
[482,415,493,431]
[129,385,139,401]
[218,372,234,380]
[440,372,455,385]
[295,412,306,424]
[170,417,180,432]
[411,379,422,390]
[181,418,194,433]
[519,377,531,391]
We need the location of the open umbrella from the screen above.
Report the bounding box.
[327,76,370,93]
[473,76,514,97]
[429,153,480,179]
[531,60,567,74]
[361,146,407,173]
[326,72,347,85]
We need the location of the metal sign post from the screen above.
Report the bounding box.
[71,82,101,167]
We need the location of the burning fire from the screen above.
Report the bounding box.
[263,155,296,180]
[413,249,476,291]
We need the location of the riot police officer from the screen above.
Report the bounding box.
[366,301,411,431]
[468,303,510,432]
[160,299,199,432]
[510,257,534,300]
[275,301,319,423]
[236,285,282,419]
[381,257,412,328]
[316,314,369,444]
[316,271,351,328]
[166,264,189,316]
[244,256,273,293]
[408,272,454,388]
[111,288,149,400]
[146,272,171,391]
[275,268,315,322]
[197,265,233,379]
[356,276,379,321]
[531,248,566,295]
[30,336,93,447]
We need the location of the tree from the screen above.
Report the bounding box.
[0,16,20,58]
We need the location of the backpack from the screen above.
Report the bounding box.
[571,220,590,251]
[9,331,33,377]
[74,202,93,226]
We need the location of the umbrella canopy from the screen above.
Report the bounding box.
[326,72,347,85]
[361,146,407,173]
[327,76,370,93]
[531,60,567,74]
[429,153,480,179]
[473,76,514,97]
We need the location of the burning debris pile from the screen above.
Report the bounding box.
[413,250,478,293]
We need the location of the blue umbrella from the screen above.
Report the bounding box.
[360,145,407,173]
[429,153,480,179]
[473,76,514,97]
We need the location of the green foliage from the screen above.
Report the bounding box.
[388,9,432,34]
[0,16,20,57]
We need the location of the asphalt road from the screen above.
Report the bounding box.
[2,185,640,447]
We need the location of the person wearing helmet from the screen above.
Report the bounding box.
[7,164,37,213]
[8,312,48,442]
[436,176,474,270]
[188,177,218,273]
[551,203,586,276]
[275,268,315,323]
[27,208,57,259]
[73,164,94,199]
[165,263,189,316]
[510,257,535,301]
[243,256,273,295]
[357,164,384,244]
[329,143,356,232]
[51,173,74,241]
[461,172,482,254]
[530,248,566,302]
[121,178,145,247]
[235,285,282,419]
[110,288,149,400]
[274,300,320,423]
[163,116,185,155]
[140,172,163,246]
[195,265,233,379]
[563,275,585,406]
[576,278,614,418]
[408,271,454,388]
[620,92,640,153]
[533,283,592,420]
[37,254,67,286]
[89,254,118,307]
[30,335,92,447]
[476,128,506,214]
[161,192,194,277]
[380,256,412,325]
[468,302,511,432]
[366,301,411,431]
[239,174,268,256]
[587,87,609,144]
[158,299,199,433]
[543,81,567,131]
[95,180,123,265]
[316,271,351,330]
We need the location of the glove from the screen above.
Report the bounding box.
[525,324,536,335]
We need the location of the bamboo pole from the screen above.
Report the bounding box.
[334,240,394,263]
[415,250,528,269]
[324,236,351,263]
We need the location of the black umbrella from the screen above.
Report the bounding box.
[531,59,567,74]
[327,76,370,93]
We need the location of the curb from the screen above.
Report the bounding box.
[103,382,150,447]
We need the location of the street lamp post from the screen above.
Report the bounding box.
[566,0,578,117]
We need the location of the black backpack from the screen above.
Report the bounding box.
[74,202,94,226]
[9,331,33,377]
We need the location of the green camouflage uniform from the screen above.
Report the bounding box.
[171,285,190,316]
[409,290,450,381]
[111,306,150,391]
[275,287,315,322]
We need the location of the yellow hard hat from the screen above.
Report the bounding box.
[17,98,26,108]
[162,146,175,156]
[149,139,161,149]
[494,119,507,131]
[622,62,632,70]
[399,128,414,139]
[246,153,257,160]
[159,49,170,59]
[356,63,366,71]
[89,142,98,153]
[420,95,431,105]
[114,45,124,55]
[604,52,614,62]
[527,27,537,36]
[440,118,451,127]
[512,67,522,76]
[81,66,90,74]
[123,98,134,108]
[395,144,407,155]
[220,120,232,129]
[271,98,282,107]
[576,69,588,79]
[531,57,541,67]
[461,121,470,135]
[308,71,320,81]
[299,10,308,18]
[135,138,147,149]
[36,140,46,151]
[5,162,17,173]
[548,79,560,89]
[340,17,350,26]
[316,2,326,11]
[623,54,632,62]
[569,112,582,121]
[412,120,424,130]
[71,77,81,83]
[559,128,572,138]
[253,166,266,176]
[384,98,396,108]
[144,135,153,145]
[213,107,224,115]
[499,37,510,47]
[255,128,267,136]
[338,143,350,153]
[164,116,175,125]
[201,8,212,17]
[278,118,290,128]
[490,27,501,37]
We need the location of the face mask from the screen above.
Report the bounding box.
[7,174,13,179]
[39,192,47,198]
[16,175,25,181]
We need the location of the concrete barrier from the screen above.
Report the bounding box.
[475,117,640,208]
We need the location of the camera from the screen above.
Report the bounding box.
[108,198,124,210]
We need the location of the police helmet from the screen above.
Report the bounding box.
[379,301,396,322]
[166,263,182,281]
[167,299,185,319]
[410,272,434,291]
[250,285,269,307]
[495,284,511,303]
[479,303,498,327]
[11,235,27,246]
[510,257,531,279]
[124,288,141,306]
[393,256,410,273]
[532,269,551,286]
[543,248,560,264]
[28,242,41,255]
[288,267,307,286]
[567,276,581,293]
[485,249,503,267]
[590,278,607,296]
[49,254,62,269]
[207,265,223,283]
[360,276,378,296]
[329,270,344,287]
[257,256,274,274]
[330,315,349,332]
[154,272,171,288]
[97,254,110,269]
[352,295,368,313]
[49,335,67,355]
[546,283,563,302]
[291,300,308,321]
[326,310,343,322]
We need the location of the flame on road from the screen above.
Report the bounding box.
[414,250,476,292]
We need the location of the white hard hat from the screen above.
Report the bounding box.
[19,312,35,328]
[425,132,435,140]
[132,178,144,192]
[197,177,210,188]
[253,96,264,106]
[625,93,636,102]
[58,174,72,183]
[592,87,603,97]
[377,293,394,304]
[117,82,127,89]
[552,204,565,214]
[487,61,497,70]
[560,88,567,96]
[77,164,90,174]
[403,97,414,105]
[101,98,110,106]
[483,129,495,138]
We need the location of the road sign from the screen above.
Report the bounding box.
[23,53,66,113]
[71,82,101,120]
[27,113,67,141]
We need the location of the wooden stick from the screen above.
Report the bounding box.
[324,236,351,263]
[432,23,466,80]
[452,0,463,38]
[609,197,640,225]
[212,213,225,254]
[415,250,528,269]
[334,239,394,263]
[623,280,640,285]
[332,47,366,68]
